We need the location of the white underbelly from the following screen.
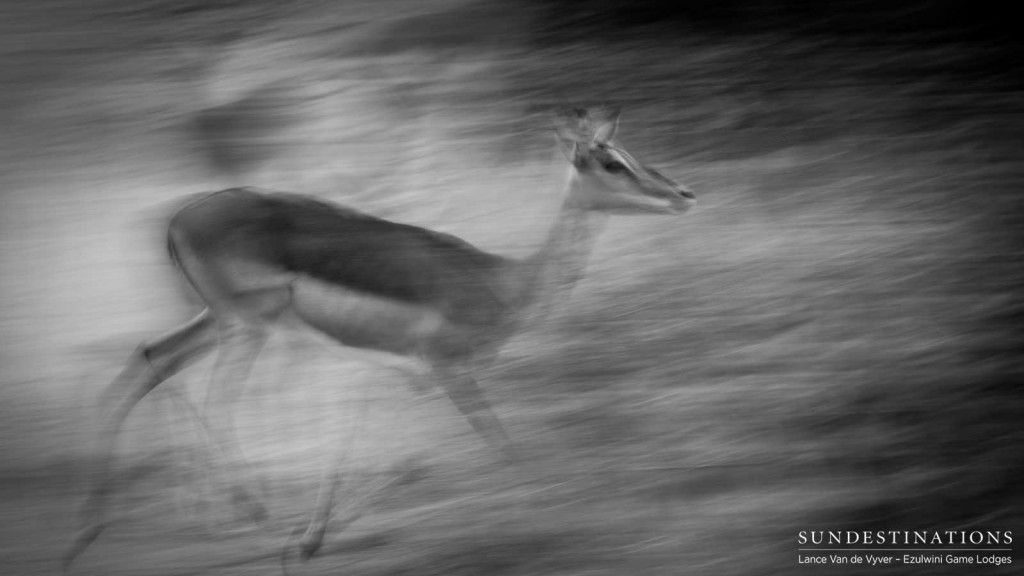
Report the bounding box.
[288,275,449,356]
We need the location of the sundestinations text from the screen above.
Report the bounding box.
[797,530,1012,546]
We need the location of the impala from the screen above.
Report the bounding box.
[65,106,696,567]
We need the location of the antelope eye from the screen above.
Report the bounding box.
[604,161,627,174]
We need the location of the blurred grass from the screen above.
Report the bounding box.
[1,1,1022,575]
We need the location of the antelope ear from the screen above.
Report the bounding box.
[590,105,621,143]
[553,108,586,161]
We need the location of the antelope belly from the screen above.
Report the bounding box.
[289,275,446,355]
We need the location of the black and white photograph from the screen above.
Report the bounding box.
[0,1,1020,574]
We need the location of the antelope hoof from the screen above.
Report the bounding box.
[299,536,322,561]
[62,523,105,570]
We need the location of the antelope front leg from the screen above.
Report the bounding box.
[434,363,519,462]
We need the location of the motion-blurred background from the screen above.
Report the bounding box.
[0,0,1021,574]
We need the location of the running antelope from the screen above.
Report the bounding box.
[65,106,696,567]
